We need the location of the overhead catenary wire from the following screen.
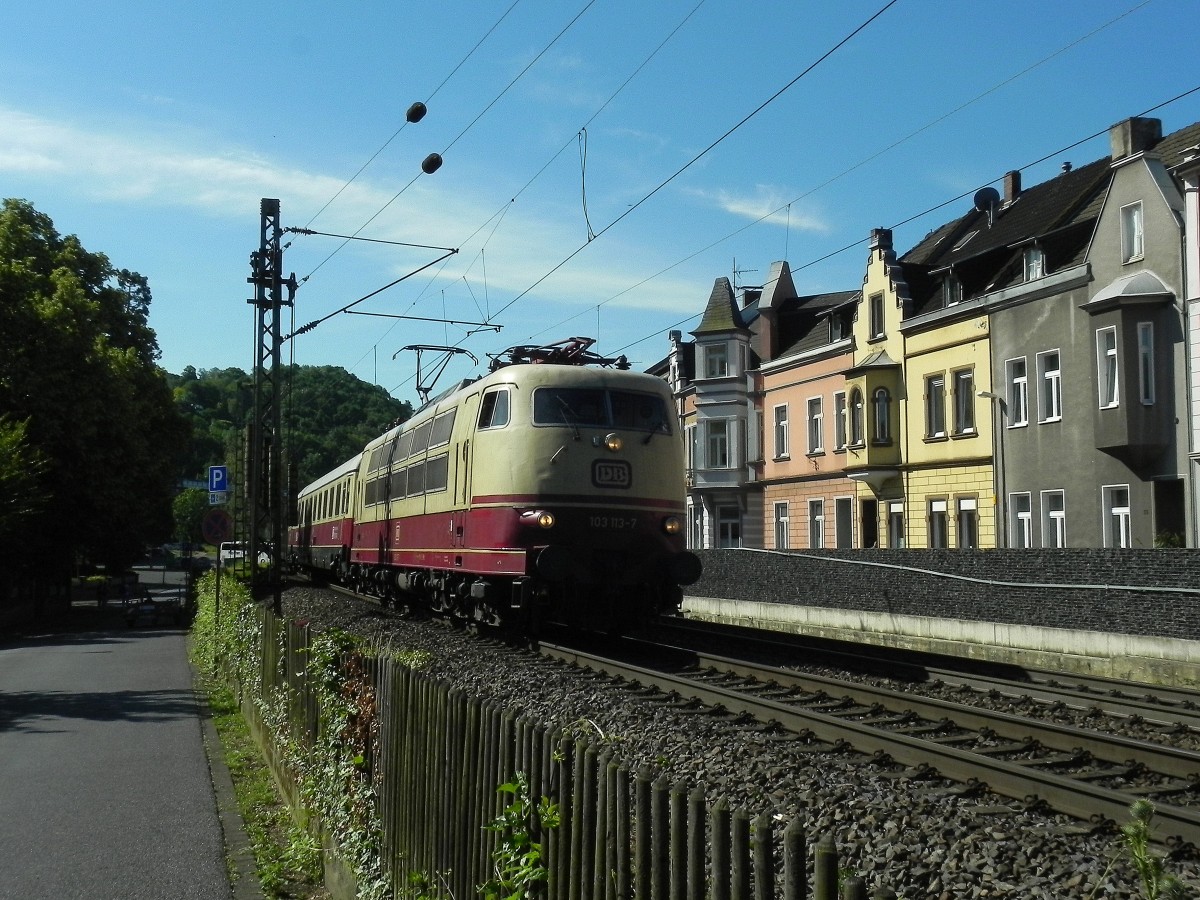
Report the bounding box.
[301,0,525,232]
[292,0,601,349]
[489,0,900,323]
[352,0,710,381]
[607,82,1200,357]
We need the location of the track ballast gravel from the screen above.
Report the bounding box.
[280,586,1199,899]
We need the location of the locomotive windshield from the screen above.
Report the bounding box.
[533,387,671,434]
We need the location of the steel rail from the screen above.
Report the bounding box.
[655,617,1200,729]
[538,641,1200,849]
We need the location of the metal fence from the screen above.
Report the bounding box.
[254,610,900,900]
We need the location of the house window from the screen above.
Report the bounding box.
[835,496,853,548]
[849,388,865,446]
[1097,327,1119,408]
[704,344,729,379]
[808,499,825,549]
[956,498,978,549]
[943,274,962,306]
[872,388,891,442]
[717,506,741,548]
[1024,245,1045,281]
[1006,357,1029,427]
[1138,322,1155,405]
[1121,201,1144,263]
[1041,490,1066,548]
[1010,492,1033,549]
[688,502,701,549]
[953,370,975,434]
[887,502,905,549]
[833,392,848,450]
[1036,351,1062,423]
[869,292,885,339]
[773,501,789,550]
[925,374,946,438]
[807,397,823,454]
[772,405,789,459]
[706,419,730,469]
[1102,485,1131,548]
[928,499,949,549]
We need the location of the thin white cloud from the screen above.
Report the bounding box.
[0,104,709,325]
[685,183,829,233]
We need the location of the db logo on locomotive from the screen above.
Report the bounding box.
[591,459,631,489]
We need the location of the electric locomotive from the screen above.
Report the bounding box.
[288,338,700,630]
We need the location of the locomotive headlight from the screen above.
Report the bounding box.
[592,432,622,452]
[520,509,556,529]
[662,516,682,535]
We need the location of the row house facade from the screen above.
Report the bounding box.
[663,114,1200,550]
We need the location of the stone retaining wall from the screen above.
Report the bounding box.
[690,548,1200,642]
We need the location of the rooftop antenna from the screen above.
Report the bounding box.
[732,257,758,291]
[973,187,1001,228]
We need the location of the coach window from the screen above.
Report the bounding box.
[426,454,449,493]
[396,429,414,461]
[410,420,433,455]
[430,409,457,447]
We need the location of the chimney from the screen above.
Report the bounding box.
[1003,170,1021,204]
[869,228,892,251]
[1110,117,1162,161]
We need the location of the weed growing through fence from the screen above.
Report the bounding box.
[1086,800,1187,899]
[190,580,325,898]
[397,869,455,899]
[257,627,394,900]
[479,772,561,900]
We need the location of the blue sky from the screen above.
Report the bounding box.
[4,0,1199,405]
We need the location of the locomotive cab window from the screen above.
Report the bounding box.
[533,387,669,433]
[478,389,511,429]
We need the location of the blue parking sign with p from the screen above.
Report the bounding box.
[208,465,228,492]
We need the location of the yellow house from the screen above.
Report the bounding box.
[845,228,998,548]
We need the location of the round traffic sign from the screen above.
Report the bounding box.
[202,508,234,544]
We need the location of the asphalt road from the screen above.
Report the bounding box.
[0,586,232,900]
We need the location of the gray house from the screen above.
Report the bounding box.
[912,115,1199,548]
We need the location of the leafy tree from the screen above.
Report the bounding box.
[0,415,47,551]
[0,198,189,582]
[173,488,211,547]
[168,364,412,491]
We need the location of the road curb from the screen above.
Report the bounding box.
[193,670,264,900]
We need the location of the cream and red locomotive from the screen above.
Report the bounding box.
[287,339,700,628]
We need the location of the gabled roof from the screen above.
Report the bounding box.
[901,118,1200,305]
[1155,120,1200,168]
[902,156,1111,271]
[774,291,859,358]
[691,276,748,336]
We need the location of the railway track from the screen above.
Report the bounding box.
[654,617,1200,737]
[537,632,1200,852]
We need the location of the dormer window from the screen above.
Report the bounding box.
[830,307,852,341]
[943,274,962,307]
[1023,246,1045,281]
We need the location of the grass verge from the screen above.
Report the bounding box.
[199,673,328,899]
